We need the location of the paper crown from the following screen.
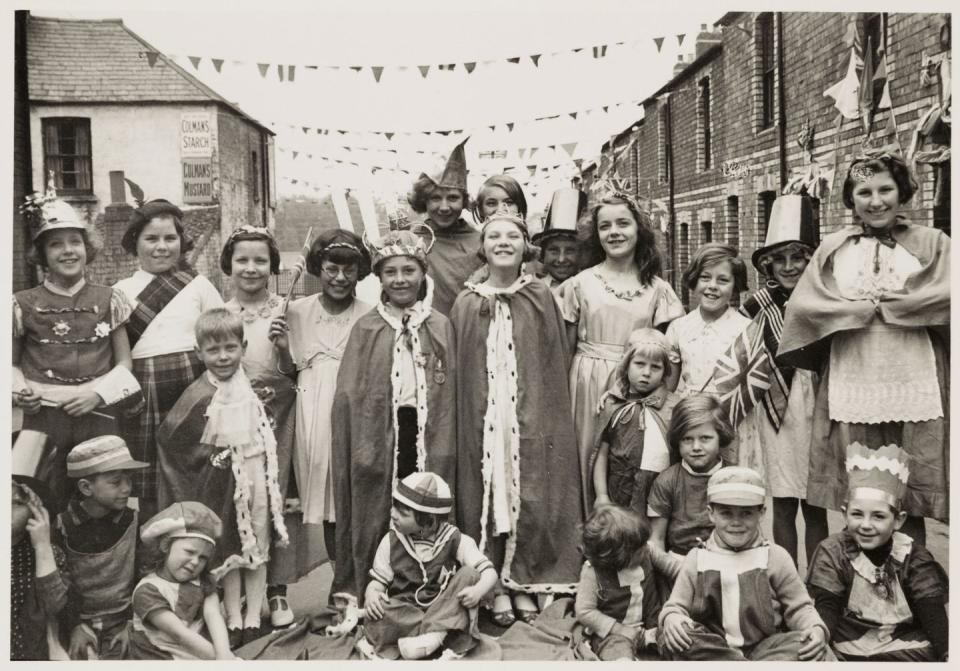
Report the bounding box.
[421,137,469,190]
[481,204,530,236]
[845,443,910,507]
[532,188,584,244]
[366,225,435,269]
[707,467,766,506]
[751,194,818,271]
[141,501,223,547]
[393,472,453,514]
[21,180,87,241]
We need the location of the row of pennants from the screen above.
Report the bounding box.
[139,31,695,83]
[279,174,564,201]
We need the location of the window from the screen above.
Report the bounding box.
[698,77,712,170]
[759,191,777,241]
[701,221,713,243]
[679,222,690,303]
[809,197,823,246]
[658,107,670,185]
[933,164,951,236]
[726,196,740,250]
[757,13,776,130]
[42,118,92,194]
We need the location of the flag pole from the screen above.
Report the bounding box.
[282,227,313,315]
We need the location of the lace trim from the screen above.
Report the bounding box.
[828,382,943,423]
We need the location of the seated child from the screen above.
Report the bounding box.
[658,467,830,661]
[359,472,497,660]
[590,329,680,517]
[575,505,682,660]
[55,435,148,660]
[129,502,234,660]
[647,394,730,556]
[156,308,288,648]
[806,443,949,662]
[11,476,72,661]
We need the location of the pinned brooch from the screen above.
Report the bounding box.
[434,357,446,385]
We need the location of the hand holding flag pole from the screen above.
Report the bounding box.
[282,227,313,315]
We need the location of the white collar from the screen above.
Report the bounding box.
[682,460,723,477]
[43,277,86,297]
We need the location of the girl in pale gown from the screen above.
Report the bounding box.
[269,230,372,578]
[559,192,684,511]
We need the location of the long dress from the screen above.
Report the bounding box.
[559,269,684,511]
[285,296,371,526]
[225,294,325,583]
[452,276,582,595]
[778,222,950,520]
[330,305,457,602]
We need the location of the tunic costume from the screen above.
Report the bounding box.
[13,279,136,506]
[225,294,324,584]
[331,306,457,602]
[575,547,681,660]
[114,269,223,516]
[559,270,684,511]
[585,382,679,515]
[129,573,216,660]
[739,286,818,498]
[364,524,493,658]
[452,276,582,594]
[156,371,287,581]
[806,531,948,661]
[417,218,483,317]
[777,222,950,519]
[658,532,828,660]
[647,461,722,555]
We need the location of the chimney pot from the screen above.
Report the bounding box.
[109,171,126,205]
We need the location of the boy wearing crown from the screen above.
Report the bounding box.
[806,444,948,661]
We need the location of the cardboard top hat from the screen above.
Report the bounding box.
[751,193,818,271]
[420,137,469,191]
[532,187,585,245]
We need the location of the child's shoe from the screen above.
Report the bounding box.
[438,647,465,660]
[355,635,383,660]
[269,595,295,627]
[397,631,446,660]
[242,623,271,645]
[228,627,243,650]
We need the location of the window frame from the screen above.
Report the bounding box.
[42,117,93,196]
[698,76,712,170]
[757,13,776,130]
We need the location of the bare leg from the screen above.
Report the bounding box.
[222,570,243,630]
[243,565,268,628]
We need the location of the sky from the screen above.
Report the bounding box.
[29,0,724,213]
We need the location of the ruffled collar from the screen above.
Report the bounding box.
[43,277,86,297]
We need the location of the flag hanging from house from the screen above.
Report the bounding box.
[712,319,788,430]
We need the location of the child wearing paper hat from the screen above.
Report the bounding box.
[129,502,234,660]
[358,472,496,661]
[805,444,948,661]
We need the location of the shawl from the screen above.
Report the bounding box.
[156,372,287,581]
[778,222,951,371]
[330,306,457,602]
[126,269,196,348]
[417,218,483,317]
[585,382,679,505]
[451,277,583,594]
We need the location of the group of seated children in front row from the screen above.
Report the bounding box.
[12,319,948,660]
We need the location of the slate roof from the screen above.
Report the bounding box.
[27,15,272,134]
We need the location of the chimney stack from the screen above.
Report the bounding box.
[109,171,126,205]
[695,23,722,57]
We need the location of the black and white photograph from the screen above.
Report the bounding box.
[5,0,952,662]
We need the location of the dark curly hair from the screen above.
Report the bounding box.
[28,227,102,268]
[219,229,281,275]
[580,505,649,571]
[406,174,470,215]
[580,195,663,286]
[667,393,735,452]
[306,228,372,280]
[842,154,918,210]
[681,243,748,293]
[120,211,194,258]
[472,174,528,223]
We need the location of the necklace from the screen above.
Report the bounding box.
[592,269,646,301]
[237,294,280,323]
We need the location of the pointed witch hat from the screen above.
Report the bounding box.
[421,137,469,190]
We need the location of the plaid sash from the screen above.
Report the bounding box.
[126,269,196,348]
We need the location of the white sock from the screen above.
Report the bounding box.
[397,631,447,660]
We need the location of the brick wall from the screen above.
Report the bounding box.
[13,11,33,291]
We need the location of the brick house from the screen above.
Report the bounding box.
[24,14,277,292]
[584,12,951,303]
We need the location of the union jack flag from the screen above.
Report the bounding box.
[712,320,787,429]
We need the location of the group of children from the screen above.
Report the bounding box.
[10,148,949,662]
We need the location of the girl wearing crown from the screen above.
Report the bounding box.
[559,184,684,512]
[331,228,457,610]
[13,191,140,507]
[806,444,948,661]
[778,150,950,545]
[113,197,224,520]
[451,209,582,626]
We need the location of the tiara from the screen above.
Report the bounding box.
[227,225,276,243]
[323,241,362,254]
[595,175,634,203]
[19,172,59,226]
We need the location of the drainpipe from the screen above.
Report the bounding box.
[664,94,677,290]
[776,12,788,190]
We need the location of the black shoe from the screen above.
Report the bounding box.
[242,624,270,646]
[228,627,243,650]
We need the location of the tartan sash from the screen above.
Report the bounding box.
[126,269,196,348]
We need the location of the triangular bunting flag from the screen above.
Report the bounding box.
[437,130,450,136]
[385,132,394,141]
[277,64,285,81]
[569,112,578,120]
[873,51,891,110]
[303,127,310,134]
[292,151,298,159]
[338,130,347,135]
[489,125,496,132]
[507,57,521,64]
[418,65,430,78]
[531,54,541,66]
[211,58,224,73]
[307,154,312,159]
[288,65,296,82]
[562,142,577,157]
[518,148,527,159]
[654,36,665,52]
[372,66,384,82]
[258,63,270,78]
[677,33,686,46]
[602,105,609,113]
[145,51,159,67]
[188,56,201,70]
[573,48,583,53]
[506,122,514,132]
[823,47,861,119]
[350,66,362,72]
[291,179,298,185]
[528,165,537,177]
[592,45,607,58]
[548,145,556,150]
[305,65,318,70]
[465,62,476,73]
